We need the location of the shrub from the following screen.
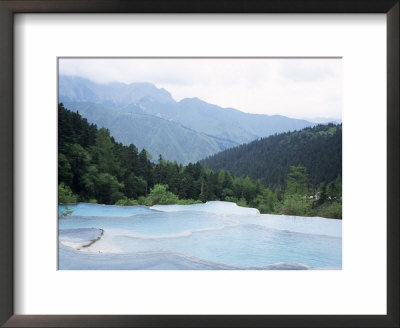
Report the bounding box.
[314,201,342,219]
[224,196,238,203]
[279,194,311,216]
[145,184,179,206]
[59,206,74,217]
[236,198,248,207]
[115,198,139,206]
[58,183,78,204]
[176,199,203,205]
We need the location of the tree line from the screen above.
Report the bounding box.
[201,123,342,189]
[59,103,342,219]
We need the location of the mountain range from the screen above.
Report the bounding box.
[59,75,315,163]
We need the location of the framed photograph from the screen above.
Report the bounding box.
[57,57,343,271]
[0,0,398,327]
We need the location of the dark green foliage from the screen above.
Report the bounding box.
[276,166,342,218]
[286,166,308,196]
[58,103,341,219]
[143,184,179,206]
[58,182,78,204]
[201,124,342,189]
[115,198,139,206]
[58,103,152,204]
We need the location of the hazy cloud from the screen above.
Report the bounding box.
[59,58,342,120]
[280,60,335,82]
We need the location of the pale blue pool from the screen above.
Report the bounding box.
[58,203,156,217]
[58,202,342,270]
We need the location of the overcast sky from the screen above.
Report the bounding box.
[59,58,342,121]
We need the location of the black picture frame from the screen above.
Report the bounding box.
[0,1,398,327]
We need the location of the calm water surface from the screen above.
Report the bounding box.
[58,202,342,270]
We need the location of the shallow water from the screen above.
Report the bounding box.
[58,203,156,217]
[58,201,342,270]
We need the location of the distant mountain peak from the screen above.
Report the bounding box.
[179,97,204,104]
[59,75,174,105]
[59,75,317,163]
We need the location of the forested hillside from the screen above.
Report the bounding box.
[201,124,342,190]
[59,104,342,219]
[59,75,315,163]
[61,102,237,164]
[58,102,242,205]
